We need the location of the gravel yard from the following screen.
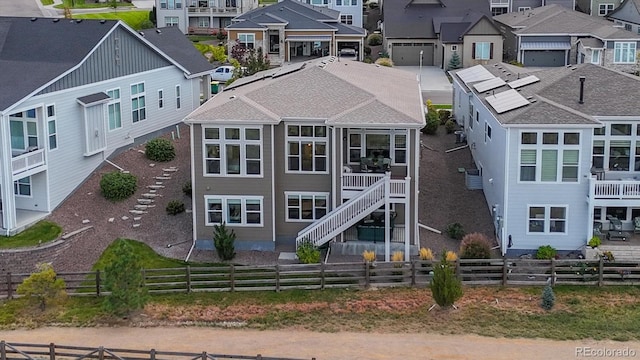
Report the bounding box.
[30,122,494,273]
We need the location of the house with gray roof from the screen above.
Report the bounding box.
[183,57,425,261]
[607,0,640,35]
[0,18,212,235]
[226,0,365,66]
[156,0,259,35]
[576,0,623,17]
[450,62,640,258]
[494,4,640,71]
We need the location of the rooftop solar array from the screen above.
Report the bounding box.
[485,89,531,114]
[473,77,507,93]
[457,65,495,85]
[508,75,540,89]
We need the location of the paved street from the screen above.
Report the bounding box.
[396,66,453,105]
[0,0,52,17]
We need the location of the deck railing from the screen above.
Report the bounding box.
[11,149,45,177]
[590,178,640,200]
[341,173,408,198]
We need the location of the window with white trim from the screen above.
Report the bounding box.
[474,42,491,60]
[598,3,614,16]
[164,17,179,26]
[107,88,122,130]
[198,17,209,27]
[203,126,262,176]
[340,14,353,25]
[158,89,164,109]
[451,45,458,52]
[614,42,636,63]
[519,131,580,182]
[46,105,57,150]
[175,85,181,109]
[347,129,407,165]
[311,0,328,4]
[237,33,255,49]
[14,176,31,196]
[205,196,263,226]
[591,49,601,64]
[131,82,146,123]
[287,125,327,172]
[518,6,531,11]
[484,122,491,143]
[286,192,328,221]
[528,206,567,234]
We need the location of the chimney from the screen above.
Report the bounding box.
[579,76,586,104]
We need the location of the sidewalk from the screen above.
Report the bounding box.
[40,0,154,17]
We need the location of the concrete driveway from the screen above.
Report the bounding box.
[0,0,53,17]
[396,66,453,105]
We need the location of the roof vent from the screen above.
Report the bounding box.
[156,29,162,34]
[52,18,59,22]
[229,95,237,99]
[30,17,37,22]
[100,19,106,24]
[139,31,144,36]
[530,99,537,103]
[526,96,533,99]
[75,19,82,23]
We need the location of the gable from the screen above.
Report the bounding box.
[608,0,640,24]
[38,26,172,95]
[465,17,500,36]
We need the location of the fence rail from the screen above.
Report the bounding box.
[0,341,313,360]
[1,258,640,299]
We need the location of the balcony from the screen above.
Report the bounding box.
[341,173,409,201]
[490,0,509,4]
[590,177,640,201]
[12,149,45,177]
[187,6,238,14]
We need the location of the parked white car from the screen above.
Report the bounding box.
[210,65,236,82]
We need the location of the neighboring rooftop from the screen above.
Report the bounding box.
[494,4,640,39]
[185,57,424,127]
[608,0,640,24]
[451,63,640,125]
[141,26,214,77]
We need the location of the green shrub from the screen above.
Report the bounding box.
[375,57,393,67]
[17,263,67,311]
[421,110,440,135]
[536,245,557,260]
[363,57,373,64]
[430,252,463,308]
[541,283,555,310]
[145,138,175,162]
[213,223,236,261]
[445,222,465,240]
[439,110,451,125]
[166,200,185,215]
[367,33,382,46]
[460,233,492,259]
[182,181,192,197]
[364,46,372,56]
[588,236,601,248]
[100,171,137,202]
[444,119,456,134]
[296,239,321,264]
[139,19,154,29]
[102,240,148,317]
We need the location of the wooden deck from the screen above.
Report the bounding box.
[598,230,640,261]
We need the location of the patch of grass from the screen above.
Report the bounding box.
[72,11,150,30]
[0,221,62,249]
[56,0,134,9]
[41,0,54,5]
[92,239,191,271]
[187,35,216,43]
[433,104,452,110]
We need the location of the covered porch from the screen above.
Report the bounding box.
[285,35,331,62]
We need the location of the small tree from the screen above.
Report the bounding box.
[447,52,461,70]
[16,263,67,311]
[214,223,236,261]
[459,232,492,259]
[149,6,157,25]
[430,252,463,308]
[243,47,271,76]
[541,283,555,310]
[103,240,148,317]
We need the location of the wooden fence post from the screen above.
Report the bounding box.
[455,260,461,280]
[502,258,508,286]
[201,352,207,360]
[49,343,55,360]
[186,266,191,293]
[98,347,104,360]
[95,270,101,297]
[6,273,12,299]
[550,258,556,286]
[275,264,280,292]
[598,256,604,286]
[150,349,156,360]
[1,341,6,360]
[141,269,146,287]
[320,263,325,290]
[410,261,416,287]
[230,264,235,292]
[256,354,262,360]
[364,262,370,288]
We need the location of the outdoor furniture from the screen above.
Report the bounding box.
[607,231,630,241]
[634,217,640,234]
[593,221,604,237]
[607,215,623,231]
[359,156,391,173]
[356,210,396,242]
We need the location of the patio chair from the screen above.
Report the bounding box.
[607,215,623,231]
[634,217,640,234]
[593,221,604,237]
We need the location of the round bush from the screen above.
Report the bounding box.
[444,119,456,134]
[375,57,394,67]
[166,200,185,215]
[459,233,492,259]
[182,181,192,198]
[145,138,176,162]
[367,33,382,46]
[100,171,137,202]
[536,245,557,260]
[445,222,465,240]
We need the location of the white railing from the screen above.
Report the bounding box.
[296,177,387,248]
[591,178,640,200]
[342,173,408,198]
[11,149,45,176]
[490,0,509,5]
[187,6,238,14]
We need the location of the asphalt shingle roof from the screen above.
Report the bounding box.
[186,58,424,127]
[141,26,214,77]
[608,0,640,25]
[237,0,339,22]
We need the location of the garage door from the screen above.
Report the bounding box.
[523,50,566,67]
[392,43,434,66]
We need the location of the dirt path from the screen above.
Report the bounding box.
[1,327,638,360]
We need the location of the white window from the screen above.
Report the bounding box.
[175,85,181,109]
[286,192,329,222]
[474,42,491,60]
[519,131,580,182]
[311,0,328,4]
[591,49,601,64]
[614,42,636,63]
[287,125,328,172]
[598,3,614,16]
[46,105,57,150]
[237,33,255,49]
[198,17,209,27]
[484,122,491,143]
[491,7,507,16]
[518,6,531,11]
[131,82,146,123]
[165,0,182,9]
[107,88,122,130]
[9,118,37,152]
[205,196,263,226]
[14,176,31,197]
[348,130,407,165]
[158,89,164,109]
[528,206,567,234]
[165,17,179,26]
[451,45,458,52]
[203,126,262,176]
[340,15,353,25]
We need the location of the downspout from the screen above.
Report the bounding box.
[185,123,197,262]
[0,111,16,235]
[502,130,510,256]
[271,124,276,247]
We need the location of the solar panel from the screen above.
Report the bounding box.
[473,77,506,93]
[508,75,540,89]
[486,89,531,114]
[456,65,495,85]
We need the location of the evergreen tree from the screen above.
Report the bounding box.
[541,283,555,310]
[214,223,236,261]
[430,252,463,308]
[447,52,461,70]
[17,263,67,311]
[103,240,148,317]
